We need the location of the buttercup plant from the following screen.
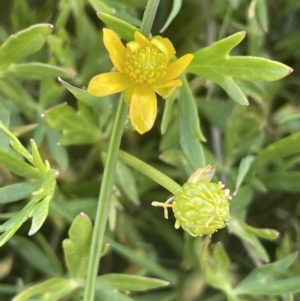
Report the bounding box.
[0,0,300,301]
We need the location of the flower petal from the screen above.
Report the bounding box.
[134,31,152,47]
[88,72,131,97]
[151,36,176,62]
[153,79,182,89]
[129,85,157,134]
[103,28,126,72]
[164,54,194,80]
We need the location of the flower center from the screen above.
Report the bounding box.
[124,47,167,84]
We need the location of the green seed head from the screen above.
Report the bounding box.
[173,180,231,236]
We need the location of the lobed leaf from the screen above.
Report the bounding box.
[63,213,93,278]
[44,102,99,145]
[188,32,292,105]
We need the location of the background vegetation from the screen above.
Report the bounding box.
[0,0,300,300]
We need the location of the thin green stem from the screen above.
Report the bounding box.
[140,0,160,37]
[83,1,161,300]
[98,144,182,195]
[83,96,127,301]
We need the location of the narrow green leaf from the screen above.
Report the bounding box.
[97,274,169,291]
[12,277,80,301]
[234,253,299,295]
[178,75,206,170]
[228,217,270,262]
[115,160,140,205]
[0,182,41,204]
[4,62,73,79]
[234,155,255,195]
[28,196,51,236]
[0,150,41,179]
[0,200,37,247]
[0,23,53,69]
[250,132,300,173]
[44,103,99,145]
[160,0,182,33]
[105,237,177,285]
[256,0,269,32]
[260,172,300,192]
[0,100,10,151]
[58,77,112,112]
[95,284,135,301]
[161,93,176,134]
[97,12,138,41]
[30,139,46,174]
[63,213,93,278]
[9,235,58,277]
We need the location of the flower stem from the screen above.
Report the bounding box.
[140,0,160,37]
[98,144,182,195]
[83,1,161,300]
[83,95,127,301]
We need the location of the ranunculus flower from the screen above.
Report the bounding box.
[88,29,193,134]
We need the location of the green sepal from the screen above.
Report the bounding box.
[97,12,138,41]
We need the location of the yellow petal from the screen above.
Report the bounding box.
[151,36,175,62]
[134,31,152,47]
[164,54,194,80]
[129,85,157,134]
[88,72,131,97]
[126,41,142,52]
[103,28,126,72]
[153,79,182,89]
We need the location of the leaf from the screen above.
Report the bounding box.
[115,160,140,205]
[234,253,299,295]
[0,150,41,179]
[28,195,51,236]
[0,182,41,204]
[44,102,99,145]
[105,237,177,285]
[97,274,169,291]
[63,213,93,278]
[260,172,300,192]
[228,217,270,262]
[0,200,37,247]
[199,238,232,291]
[4,62,74,79]
[178,75,206,170]
[0,100,10,152]
[250,132,300,173]
[12,277,80,301]
[256,0,269,32]
[188,32,292,105]
[58,77,112,112]
[160,0,182,33]
[233,155,255,195]
[97,12,138,41]
[9,235,59,277]
[0,23,54,69]
[95,284,135,301]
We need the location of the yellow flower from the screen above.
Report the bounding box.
[88,29,194,134]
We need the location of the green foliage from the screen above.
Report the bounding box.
[0,0,300,301]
